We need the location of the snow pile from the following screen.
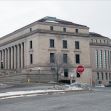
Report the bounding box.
[0,89,64,98]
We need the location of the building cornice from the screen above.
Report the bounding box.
[0,29,89,47]
[90,43,111,47]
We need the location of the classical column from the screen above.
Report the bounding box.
[6,48,8,69]
[22,42,24,68]
[11,47,13,69]
[8,48,10,69]
[1,50,3,69]
[17,44,20,69]
[21,43,23,68]
[0,51,1,69]
[2,49,5,69]
[14,45,17,69]
[5,49,7,69]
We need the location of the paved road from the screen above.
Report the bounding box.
[0,87,111,111]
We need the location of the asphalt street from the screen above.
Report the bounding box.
[0,87,111,111]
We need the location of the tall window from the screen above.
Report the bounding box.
[63,28,66,32]
[63,40,67,48]
[30,54,33,64]
[50,39,54,48]
[64,69,68,77]
[101,72,104,80]
[75,54,80,64]
[104,50,107,69]
[75,29,78,33]
[30,40,32,49]
[75,41,79,49]
[96,50,99,68]
[50,26,53,31]
[63,54,67,63]
[50,53,55,63]
[97,72,99,80]
[100,50,103,68]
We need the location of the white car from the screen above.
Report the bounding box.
[95,84,105,88]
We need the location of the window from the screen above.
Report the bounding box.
[100,40,101,43]
[63,54,67,63]
[50,26,53,31]
[75,29,78,33]
[30,54,33,64]
[30,40,32,49]
[104,50,107,68]
[30,28,32,32]
[50,39,54,48]
[97,72,99,80]
[101,72,104,80]
[64,69,68,77]
[50,53,55,63]
[106,73,108,80]
[75,54,80,64]
[63,28,66,32]
[75,41,79,49]
[96,50,99,68]
[104,40,106,43]
[100,50,103,68]
[63,40,67,48]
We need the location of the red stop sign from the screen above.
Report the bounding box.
[76,65,84,74]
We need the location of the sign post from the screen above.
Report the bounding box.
[76,65,85,83]
[76,65,84,74]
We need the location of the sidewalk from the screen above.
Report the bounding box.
[0,82,55,93]
[0,82,92,100]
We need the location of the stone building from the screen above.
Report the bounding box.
[0,16,110,85]
[90,32,111,85]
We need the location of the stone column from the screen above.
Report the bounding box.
[0,51,1,69]
[2,49,5,69]
[1,50,3,69]
[6,49,8,69]
[11,47,13,69]
[22,42,24,68]
[8,48,10,69]
[21,43,23,68]
[14,45,17,69]
[4,49,7,69]
[17,44,20,69]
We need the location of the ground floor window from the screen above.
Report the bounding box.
[64,69,68,77]
[97,72,99,80]
[30,54,33,64]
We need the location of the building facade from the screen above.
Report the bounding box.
[0,16,110,85]
[90,32,111,85]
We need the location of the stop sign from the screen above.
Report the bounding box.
[76,65,84,74]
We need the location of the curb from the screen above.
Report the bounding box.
[0,89,93,100]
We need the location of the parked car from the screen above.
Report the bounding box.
[95,84,105,88]
[105,84,111,87]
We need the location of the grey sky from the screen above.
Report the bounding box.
[0,0,111,38]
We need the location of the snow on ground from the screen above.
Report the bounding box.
[0,89,64,98]
[0,86,84,99]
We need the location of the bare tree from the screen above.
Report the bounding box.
[50,52,73,82]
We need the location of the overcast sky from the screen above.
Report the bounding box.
[0,0,111,38]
